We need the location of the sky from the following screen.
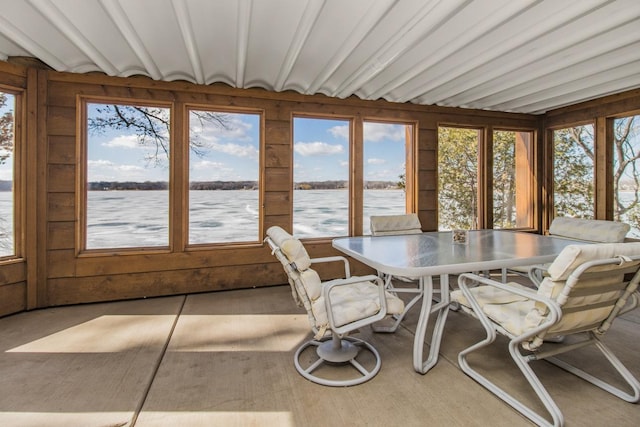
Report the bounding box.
[86,103,410,183]
[293,117,408,183]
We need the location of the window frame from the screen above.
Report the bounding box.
[291,113,418,239]
[361,118,418,235]
[0,85,24,261]
[77,96,175,255]
[184,103,265,248]
[291,113,353,239]
[437,123,537,231]
[490,127,536,231]
[547,121,596,224]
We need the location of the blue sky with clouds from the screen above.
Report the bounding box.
[293,117,407,182]
[86,105,408,183]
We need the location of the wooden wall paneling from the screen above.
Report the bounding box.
[36,67,552,307]
[46,262,286,306]
[595,116,610,219]
[28,70,47,308]
[545,89,640,127]
[351,116,363,236]
[264,192,290,216]
[48,135,75,164]
[47,164,75,192]
[47,221,74,250]
[47,105,76,136]
[0,281,27,317]
[73,245,273,277]
[171,101,186,252]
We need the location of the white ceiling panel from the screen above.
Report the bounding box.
[0,0,638,114]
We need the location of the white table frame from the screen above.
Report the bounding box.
[332,230,585,374]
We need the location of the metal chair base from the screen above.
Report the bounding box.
[294,335,381,387]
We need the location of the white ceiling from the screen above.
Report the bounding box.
[1,0,639,114]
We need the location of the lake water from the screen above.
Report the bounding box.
[1,189,638,254]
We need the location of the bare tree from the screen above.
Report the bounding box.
[87,104,232,165]
[0,92,13,165]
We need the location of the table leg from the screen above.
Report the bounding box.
[413,274,450,374]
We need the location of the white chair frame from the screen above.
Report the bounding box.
[456,255,640,427]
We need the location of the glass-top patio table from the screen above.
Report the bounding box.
[332,229,585,374]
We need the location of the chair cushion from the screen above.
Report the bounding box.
[452,284,535,336]
[549,217,630,243]
[547,242,640,280]
[266,226,312,270]
[312,280,405,328]
[370,214,422,236]
[451,284,529,308]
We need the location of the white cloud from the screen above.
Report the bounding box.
[102,134,141,149]
[329,125,349,140]
[367,158,386,165]
[190,159,237,180]
[294,141,344,156]
[192,113,255,141]
[192,160,226,170]
[209,141,258,159]
[364,122,406,142]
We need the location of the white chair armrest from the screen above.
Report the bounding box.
[528,265,548,287]
[311,255,351,278]
[322,275,387,334]
[457,273,562,341]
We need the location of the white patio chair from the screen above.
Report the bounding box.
[501,217,630,283]
[369,214,426,332]
[452,242,640,427]
[265,226,404,386]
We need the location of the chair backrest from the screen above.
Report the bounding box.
[548,217,630,243]
[370,213,422,236]
[524,242,640,349]
[264,226,325,334]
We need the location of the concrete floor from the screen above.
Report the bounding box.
[0,283,638,426]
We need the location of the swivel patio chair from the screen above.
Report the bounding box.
[369,214,425,332]
[265,226,404,386]
[451,242,640,427]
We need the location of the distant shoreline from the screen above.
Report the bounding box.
[83,180,402,191]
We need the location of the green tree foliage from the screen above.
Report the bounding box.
[613,116,640,235]
[493,131,516,228]
[0,92,14,165]
[553,126,594,218]
[438,127,478,229]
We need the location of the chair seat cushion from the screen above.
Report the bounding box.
[312,280,404,329]
[452,283,537,336]
[451,283,530,308]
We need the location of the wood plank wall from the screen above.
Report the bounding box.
[0,60,556,314]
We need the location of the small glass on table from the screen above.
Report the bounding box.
[452,229,469,244]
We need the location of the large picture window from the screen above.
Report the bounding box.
[84,102,171,250]
[188,108,261,244]
[552,125,595,219]
[293,117,350,238]
[613,114,640,238]
[493,130,533,229]
[362,121,414,235]
[438,127,480,230]
[0,91,15,257]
